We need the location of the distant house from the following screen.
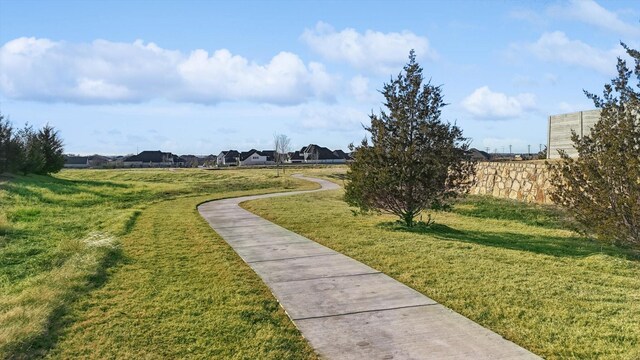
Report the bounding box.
[296,144,347,164]
[88,155,110,168]
[332,149,352,161]
[289,150,305,163]
[217,150,240,166]
[111,156,125,167]
[202,154,217,167]
[239,149,275,166]
[467,148,491,162]
[64,156,90,168]
[173,155,186,167]
[261,150,278,162]
[180,155,200,167]
[123,150,183,167]
[179,154,218,167]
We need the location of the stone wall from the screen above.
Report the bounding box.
[470,161,554,204]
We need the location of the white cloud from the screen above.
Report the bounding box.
[509,9,547,27]
[294,104,368,132]
[549,0,640,37]
[556,101,592,114]
[512,73,559,88]
[301,22,435,73]
[558,102,578,113]
[349,75,379,103]
[520,31,624,74]
[176,49,335,104]
[462,86,536,119]
[0,37,337,105]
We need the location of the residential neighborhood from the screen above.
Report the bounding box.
[64,144,353,169]
[64,144,546,169]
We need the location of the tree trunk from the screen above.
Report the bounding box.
[402,212,415,227]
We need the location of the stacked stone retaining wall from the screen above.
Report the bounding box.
[470,161,554,204]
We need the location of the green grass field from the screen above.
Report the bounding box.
[242,183,640,359]
[0,169,318,358]
[3,166,639,359]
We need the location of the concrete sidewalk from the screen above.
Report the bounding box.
[198,175,539,359]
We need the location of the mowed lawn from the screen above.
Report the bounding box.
[0,169,318,359]
[242,186,640,359]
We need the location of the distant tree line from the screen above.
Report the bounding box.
[0,113,65,175]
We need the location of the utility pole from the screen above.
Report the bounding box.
[528,144,531,155]
[509,144,512,154]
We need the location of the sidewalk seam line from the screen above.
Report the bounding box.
[291,303,438,321]
[247,253,338,263]
[211,222,276,229]
[232,241,311,249]
[270,271,382,284]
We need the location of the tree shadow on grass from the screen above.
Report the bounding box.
[121,210,142,235]
[326,173,347,181]
[12,174,129,190]
[0,224,36,251]
[1,174,131,201]
[451,195,579,231]
[18,246,131,359]
[0,175,150,208]
[377,221,639,260]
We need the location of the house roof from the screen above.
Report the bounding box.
[220,150,239,161]
[303,144,341,160]
[65,156,89,165]
[261,150,276,159]
[124,150,173,163]
[88,155,110,161]
[239,149,259,161]
[332,149,351,160]
[290,151,304,160]
[239,149,277,162]
[467,148,490,161]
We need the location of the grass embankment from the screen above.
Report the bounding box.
[243,189,640,359]
[0,169,318,358]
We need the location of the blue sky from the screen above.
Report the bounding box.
[1,0,638,155]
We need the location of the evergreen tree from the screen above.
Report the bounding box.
[0,114,12,173]
[548,43,640,247]
[17,124,45,175]
[345,51,475,227]
[37,124,65,174]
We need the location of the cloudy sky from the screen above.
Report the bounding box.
[1,0,638,155]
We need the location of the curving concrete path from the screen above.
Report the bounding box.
[198,175,539,359]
